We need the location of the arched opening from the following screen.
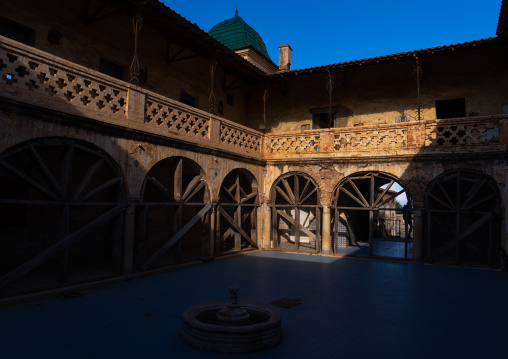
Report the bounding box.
[331,171,412,258]
[424,169,501,267]
[216,169,259,255]
[138,157,211,270]
[0,138,126,297]
[270,172,321,252]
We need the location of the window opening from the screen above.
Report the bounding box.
[435,98,466,119]
[0,16,35,46]
[180,91,196,107]
[99,58,124,81]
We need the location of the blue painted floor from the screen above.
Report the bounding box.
[1,251,507,359]
[336,237,413,259]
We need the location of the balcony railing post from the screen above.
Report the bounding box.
[320,131,334,152]
[127,87,146,123]
[210,116,221,143]
[407,122,426,148]
[500,118,508,144]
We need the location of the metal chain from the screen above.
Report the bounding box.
[209,55,217,114]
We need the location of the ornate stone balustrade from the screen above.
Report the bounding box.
[0,38,127,123]
[0,36,261,158]
[265,117,507,159]
[425,118,500,146]
[1,36,506,162]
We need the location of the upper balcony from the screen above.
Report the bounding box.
[1,35,506,162]
[0,36,261,160]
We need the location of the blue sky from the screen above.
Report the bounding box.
[164,0,502,70]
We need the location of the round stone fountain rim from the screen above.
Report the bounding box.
[182,301,282,332]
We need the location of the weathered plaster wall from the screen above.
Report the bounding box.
[247,43,508,133]
[2,0,253,126]
[0,110,265,202]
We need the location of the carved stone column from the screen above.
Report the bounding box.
[123,195,140,274]
[412,202,424,262]
[321,205,332,254]
[263,203,272,250]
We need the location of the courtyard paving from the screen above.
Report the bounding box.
[1,251,507,359]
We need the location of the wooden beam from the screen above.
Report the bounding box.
[0,204,125,288]
[240,192,257,204]
[435,179,456,210]
[218,206,257,247]
[281,178,296,204]
[182,175,204,202]
[300,179,311,204]
[300,187,318,205]
[142,203,212,270]
[60,142,74,200]
[0,158,60,201]
[375,189,405,209]
[81,177,121,201]
[348,178,370,207]
[174,159,182,201]
[338,187,365,208]
[28,143,63,198]
[427,212,494,261]
[71,158,104,200]
[372,180,394,208]
[275,186,293,205]
[277,209,316,240]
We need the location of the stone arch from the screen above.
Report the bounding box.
[137,156,212,270]
[270,172,321,253]
[331,171,412,258]
[0,137,126,297]
[216,168,259,255]
[424,169,501,267]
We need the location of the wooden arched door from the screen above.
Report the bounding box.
[331,172,410,258]
[139,157,211,270]
[270,173,321,252]
[425,169,501,266]
[216,169,259,255]
[0,138,125,296]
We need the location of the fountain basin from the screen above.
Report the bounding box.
[181,301,282,353]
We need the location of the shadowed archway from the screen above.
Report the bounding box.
[216,169,259,255]
[331,171,412,259]
[138,157,211,270]
[0,137,126,297]
[270,172,321,253]
[424,169,501,267]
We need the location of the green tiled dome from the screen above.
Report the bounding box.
[209,9,271,60]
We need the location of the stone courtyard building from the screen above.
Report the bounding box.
[1,0,507,300]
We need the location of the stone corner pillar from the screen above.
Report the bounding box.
[412,202,424,262]
[123,195,141,274]
[262,203,272,250]
[321,205,332,255]
[126,87,145,124]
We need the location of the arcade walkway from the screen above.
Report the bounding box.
[1,252,507,359]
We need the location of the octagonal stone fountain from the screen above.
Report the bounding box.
[181,287,282,353]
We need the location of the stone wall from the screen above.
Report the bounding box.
[1,0,255,126]
[248,42,508,132]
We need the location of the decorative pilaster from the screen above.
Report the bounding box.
[123,195,140,274]
[321,205,331,254]
[412,202,424,262]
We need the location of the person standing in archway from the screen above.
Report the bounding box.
[403,204,413,239]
